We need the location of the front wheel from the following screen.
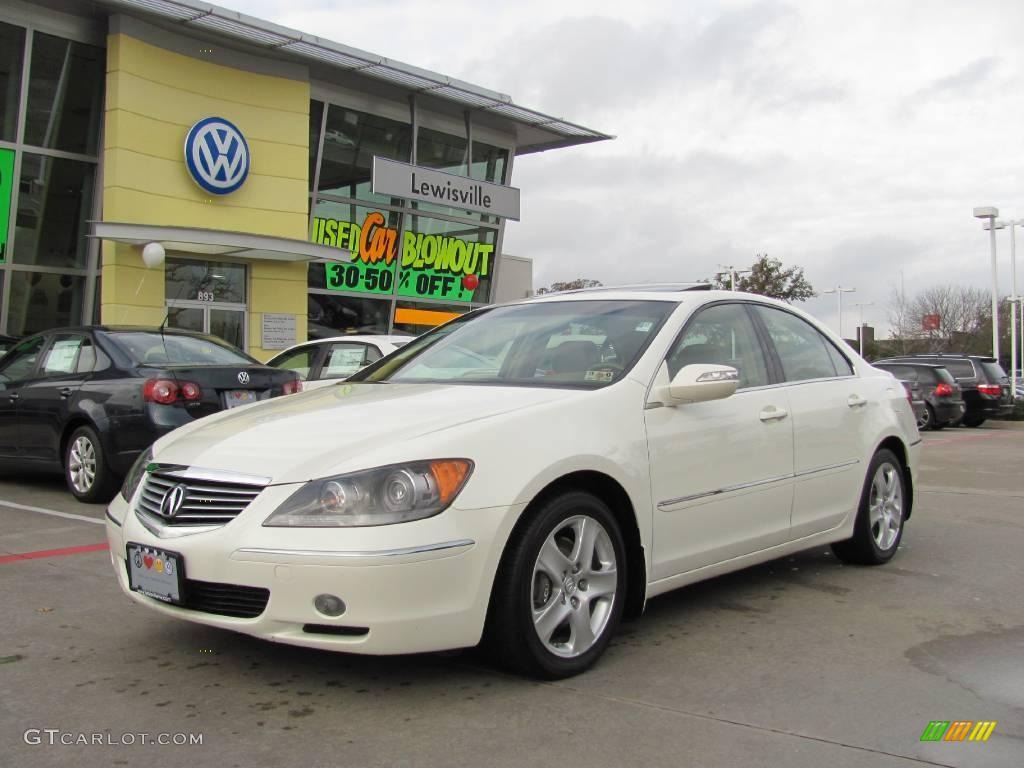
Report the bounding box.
[832,449,906,565]
[65,425,117,503]
[485,491,626,679]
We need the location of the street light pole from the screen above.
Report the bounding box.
[851,301,874,356]
[1007,219,1021,399]
[974,207,1001,363]
[823,285,855,338]
[717,265,751,291]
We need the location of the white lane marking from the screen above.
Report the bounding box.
[0,499,104,525]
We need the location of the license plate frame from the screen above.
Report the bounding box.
[224,389,259,409]
[127,543,185,605]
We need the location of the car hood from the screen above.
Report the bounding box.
[154,382,578,482]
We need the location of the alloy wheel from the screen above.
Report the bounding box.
[530,515,617,658]
[68,436,97,493]
[868,462,903,551]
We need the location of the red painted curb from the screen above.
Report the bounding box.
[0,542,110,564]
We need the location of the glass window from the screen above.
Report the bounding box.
[76,337,96,373]
[165,258,246,304]
[167,306,204,335]
[353,300,674,389]
[7,271,85,336]
[209,308,245,349]
[417,126,467,176]
[827,343,854,376]
[40,334,83,375]
[321,342,374,379]
[103,331,254,365]
[24,33,104,155]
[310,201,400,296]
[271,345,317,379]
[308,100,324,195]
[754,306,838,382]
[471,141,508,184]
[307,293,390,338]
[667,303,769,388]
[14,154,95,268]
[0,334,44,384]
[317,105,411,204]
[0,22,25,142]
[399,214,497,304]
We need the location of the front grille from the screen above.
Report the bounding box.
[184,579,269,618]
[138,472,265,526]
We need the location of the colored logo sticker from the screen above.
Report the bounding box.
[920,721,997,742]
[184,117,250,195]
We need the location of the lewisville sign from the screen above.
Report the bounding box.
[372,157,520,221]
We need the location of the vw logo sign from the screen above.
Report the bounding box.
[184,116,250,195]
[238,371,250,384]
[160,483,188,519]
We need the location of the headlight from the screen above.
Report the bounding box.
[121,447,154,501]
[263,459,473,527]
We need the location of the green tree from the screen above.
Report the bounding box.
[710,255,815,302]
[535,278,603,295]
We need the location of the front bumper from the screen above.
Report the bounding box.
[105,489,522,655]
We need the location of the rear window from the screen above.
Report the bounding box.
[933,359,975,379]
[933,367,957,385]
[105,332,254,366]
[980,361,1008,382]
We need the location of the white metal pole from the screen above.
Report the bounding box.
[1011,221,1018,397]
[990,222,1000,362]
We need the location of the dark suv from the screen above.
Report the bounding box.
[874,354,1011,427]
[872,362,965,430]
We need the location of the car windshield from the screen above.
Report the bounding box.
[349,300,676,388]
[105,332,255,366]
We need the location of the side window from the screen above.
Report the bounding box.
[0,336,46,384]
[826,341,854,376]
[666,303,769,388]
[941,360,975,379]
[754,306,838,382]
[76,339,97,374]
[41,336,85,376]
[272,346,317,380]
[322,343,370,380]
[364,345,382,364]
[888,365,917,382]
[915,367,935,384]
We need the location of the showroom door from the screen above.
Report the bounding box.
[165,258,248,349]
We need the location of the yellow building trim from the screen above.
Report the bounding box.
[249,261,309,361]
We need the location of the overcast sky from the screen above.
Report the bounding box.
[234,0,1024,337]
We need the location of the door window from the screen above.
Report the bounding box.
[666,303,769,388]
[40,335,84,375]
[322,343,374,379]
[273,346,318,379]
[754,306,841,382]
[0,336,46,384]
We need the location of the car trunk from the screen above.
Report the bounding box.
[151,365,296,417]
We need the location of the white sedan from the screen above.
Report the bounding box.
[107,287,919,678]
[265,334,413,389]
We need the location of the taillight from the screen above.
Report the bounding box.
[934,383,954,396]
[977,383,1002,396]
[144,379,202,404]
[143,379,178,405]
[282,379,302,395]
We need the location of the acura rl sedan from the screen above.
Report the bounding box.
[107,286,920,678]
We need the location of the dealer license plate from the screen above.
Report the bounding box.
[224,389,259,408]
[127,544,184,604]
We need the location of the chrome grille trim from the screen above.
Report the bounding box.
[135,469,267,530]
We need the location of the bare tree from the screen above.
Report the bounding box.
[535,278,603,294]
[886,284,994,354]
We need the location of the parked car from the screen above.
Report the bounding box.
[895,378,928,429]
[266,334,413,390]
[0,327,301,502]
[108,288,919,679]
[874,354,1011,427]
[872,362,965,430]
[0,334,20,358]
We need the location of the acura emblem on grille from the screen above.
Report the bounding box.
[160,484,188,519]
[237,371,250,384]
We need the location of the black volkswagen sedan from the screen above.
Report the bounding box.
[0,327,301,502]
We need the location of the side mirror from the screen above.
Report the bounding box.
[655,364,739,406]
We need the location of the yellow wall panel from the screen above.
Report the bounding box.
[104,148,308,216]
[105,110,307,180]
[109,34,309,114]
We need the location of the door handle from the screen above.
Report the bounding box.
[847,394,868,408]
[59,387,74,398]
[759,406,789,422]
[6,392,18,401]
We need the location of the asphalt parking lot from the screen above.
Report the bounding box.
[2,425,1022,768]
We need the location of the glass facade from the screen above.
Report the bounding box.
[0,18,103,337]
[305,97,512,341]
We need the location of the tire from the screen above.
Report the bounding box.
[64,425,117,503]
[831,449,906,566]
[485,490,626,679]
[917,405,933,431]
[962,413,985,428]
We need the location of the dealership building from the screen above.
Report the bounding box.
[0,0,607,358]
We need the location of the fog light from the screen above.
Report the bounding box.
[313,594,346,617]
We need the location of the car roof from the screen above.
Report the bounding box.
[873,361,949,369]
[299,334,413,345]
[516,285,799,308]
